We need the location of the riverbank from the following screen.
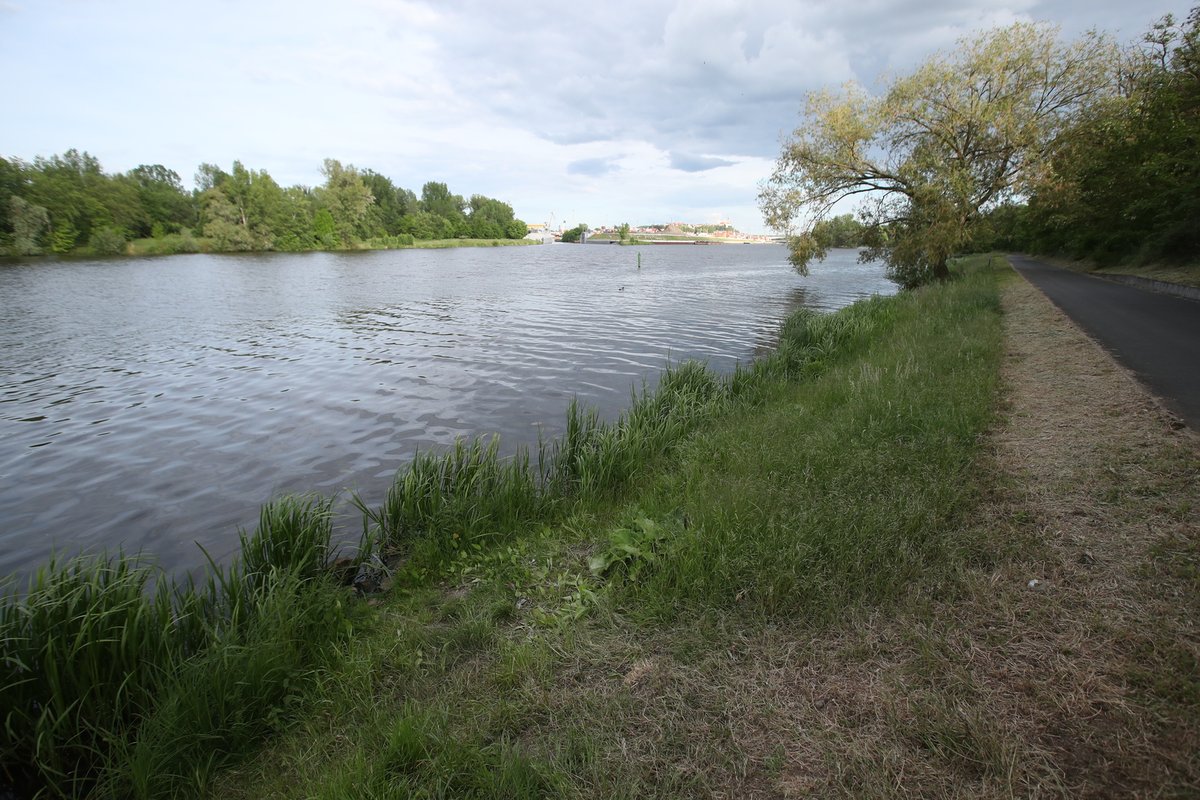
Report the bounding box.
[213,256,1198,797]
[7,255,1195,797]
[207,256,1013,797]
[120,235,540,258]
[0,255,981,796]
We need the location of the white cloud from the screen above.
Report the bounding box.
[0,0,1190,232]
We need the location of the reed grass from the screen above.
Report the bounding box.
[0,495,349,798]
[357,360,760,561]
[0,556,175,797]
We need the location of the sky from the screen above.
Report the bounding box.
[0,0,1191,234]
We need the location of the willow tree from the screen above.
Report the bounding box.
[760,23,1116,287]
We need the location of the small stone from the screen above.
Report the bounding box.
[1027,578,1043,590]
[331,557,356,586]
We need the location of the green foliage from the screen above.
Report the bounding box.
[101,576,350,799]
[311,710,561,799]
[360,170,414,237]
[128,231,202,256]
[1019,9,1200,265]
[356,437,545,561]
[126,164,194,238]
[0,556,176,797]
[363,233,416,249]
[356,355,759,570]
[50,219,78,253]
[7,195,49,255]
[811,213,865,248]
[2,150,527,257]
[761,23,1116,286]
[87,225,127,256]
[622,263,1002,616]
[312,208,338,249]
[560,224,587,243]
[0,156,24,239]
[506,218,529,239]
[398,209,448,240]
[588,516,670,578]
[317,159,374,247]
[0,495,352,798]
[420,181,465,225]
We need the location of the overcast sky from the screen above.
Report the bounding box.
[0,0,1190,233]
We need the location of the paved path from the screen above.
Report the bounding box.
[1008,255,1200,430]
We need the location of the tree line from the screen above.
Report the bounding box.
[984,9,1199,266]
[0,152,529,257]
[761,7,1199,287]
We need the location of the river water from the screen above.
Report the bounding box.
[0,244,895,577]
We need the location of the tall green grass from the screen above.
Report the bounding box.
[1,495,348,798]
[619,266,1002,617]
[354,300,901,566]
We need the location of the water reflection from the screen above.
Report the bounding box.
[0,245,895,577]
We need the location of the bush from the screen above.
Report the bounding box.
[88,226,128,256]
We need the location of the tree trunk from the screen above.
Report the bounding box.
[932,257,951,281]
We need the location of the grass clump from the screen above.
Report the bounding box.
[311,710,561,799]
[127,232,205,256]
[1,495,353,798]
[0,557,177,797]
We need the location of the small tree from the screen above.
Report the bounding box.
[51,219,79,254]
[561,223,588,243]
[9,196,49,255]
[760,23,1116,287]
[317,159,374,247]
[506,218,528,239]
[88,225,127,256]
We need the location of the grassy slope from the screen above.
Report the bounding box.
[1034,254,1200,289]
[213,259,1009,798]
[1090,261,1200,288]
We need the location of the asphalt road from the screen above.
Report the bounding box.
[1008,255,1200,430]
